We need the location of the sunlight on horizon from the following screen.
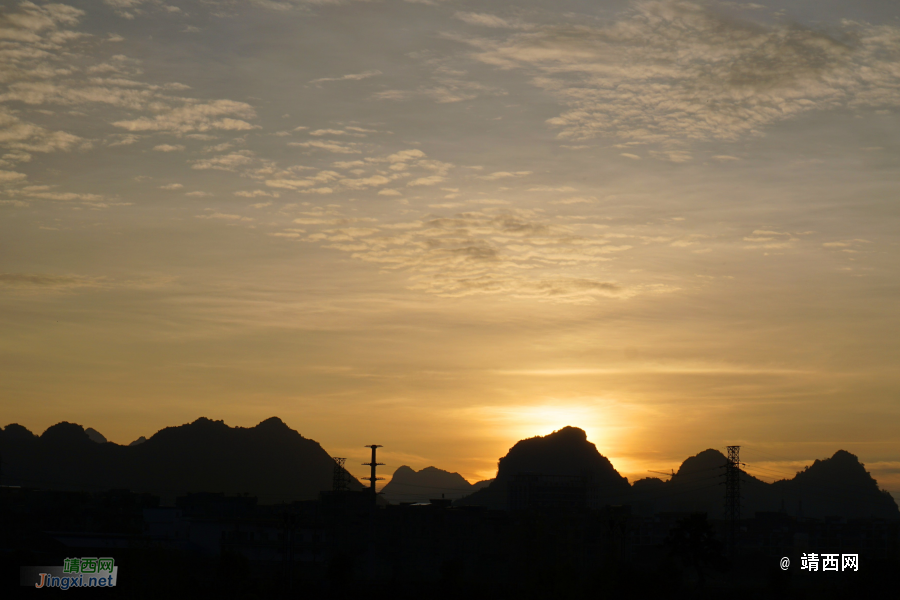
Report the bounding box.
[1,0,898,500]
[464,400,624,454]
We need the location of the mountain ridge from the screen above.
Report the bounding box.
[2,420,895,519]
[0,417,363,503]
[380,465,491,503]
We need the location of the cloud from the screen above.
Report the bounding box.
[375,78,504,104]
[0,109,83,153]
[551,197,594,205]
[387,149,426,163]
[113,99,258,134]
[408,175,445,186]
[527,185,577,192]
[192,150,254,171]
[159,183,183,190]
[264,169,339,190]
[339,174,393,189]
[464,1,900,148]
[652,150,692,163]
[289,140,361,154]
[0,151,31,166]
[333,160,366,169]
[378,189,402,196]
[275,206,656,303]
[1,81,158,109]
[822,239,872,253]
[310,129,352,136]
[309,70,382,85]
[108,134,139,146]
[12,186,104,203]
[265,178,317,190]
[203,142,234,153]
[256,148,454,195]
[153,144,185,152]
[468,199,510,205]
[743,229,795,250]
[373,59,505,105]
[0,2,84,41]
[235,190,279,198]
[455,12,530,30]
[0,272,101,291]
[195,212,253,222]
[103,0,147,19]
[0,169,27,183]
[479,170,532,180]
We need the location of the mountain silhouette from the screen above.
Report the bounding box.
[456,426,631,509]
[772,449,899,519]
[380,465,490,503]
[455,431,899,519]
[629,448,899,519]
[3,419,895,519]
[631,448,771,517]
[0,417,363,503]
[85,427,107,444]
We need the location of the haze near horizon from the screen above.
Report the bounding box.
[1,0,899,499]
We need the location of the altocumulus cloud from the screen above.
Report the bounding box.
[464,1,900,149]
[267,205,673,303]
[0,1,264,207]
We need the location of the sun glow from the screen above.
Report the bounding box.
[470,401,616,449]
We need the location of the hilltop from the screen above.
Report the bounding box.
[381,465,491,503]
[0,417,363,503]
[456,426,632,510]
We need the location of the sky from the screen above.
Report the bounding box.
[1,0,899,498]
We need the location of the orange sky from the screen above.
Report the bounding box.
[1,0,899,501]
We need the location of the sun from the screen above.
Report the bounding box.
[480,402,605,446]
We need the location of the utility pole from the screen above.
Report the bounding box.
[362,445,384,504]
[725,445,741,558]
[332,457,348,492]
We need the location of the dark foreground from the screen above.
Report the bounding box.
[3,487,898,599]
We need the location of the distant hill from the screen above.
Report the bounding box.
[628,448,898,520]
[0,417,363,503]
[772,449,899,519]
[381,465,490,503]
[456,426,632,510]
[456,435,898,519]
[4,418,894,519]
[84,427,107,444]
[630,448,773,517]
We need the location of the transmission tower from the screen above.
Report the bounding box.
[725,445,741,556]
[332,457,348,492]
[362,445,384,502]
